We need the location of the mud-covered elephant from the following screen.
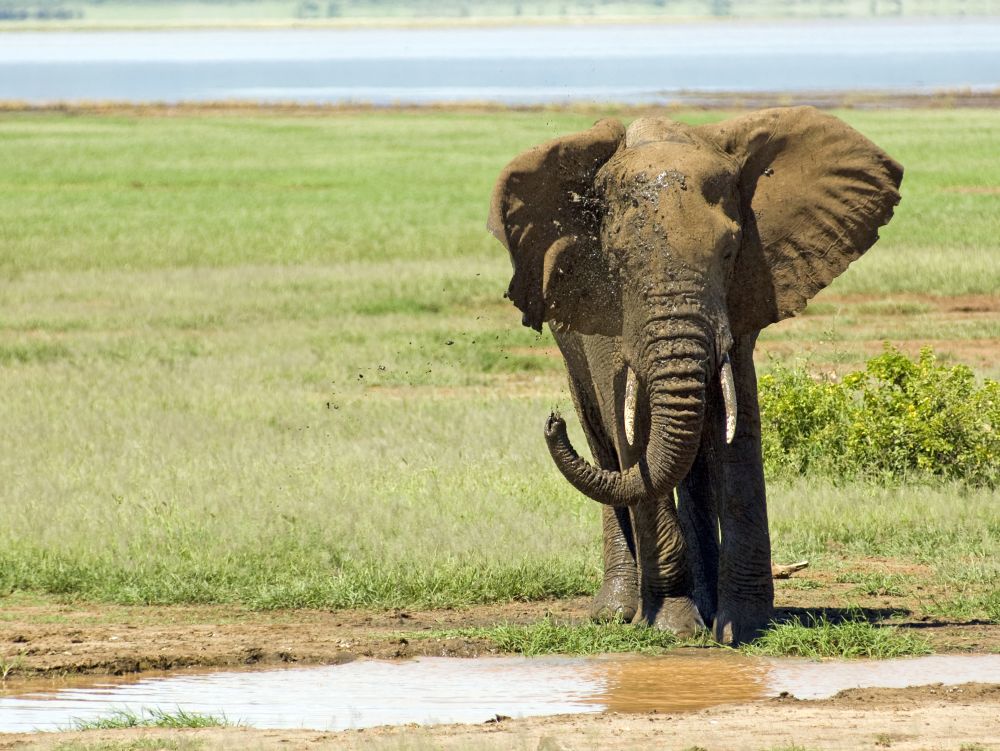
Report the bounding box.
[488,107,902,644]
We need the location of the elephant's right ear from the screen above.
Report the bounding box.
[488,118,625,332]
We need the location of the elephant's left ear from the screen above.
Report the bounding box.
[697,106,903,335]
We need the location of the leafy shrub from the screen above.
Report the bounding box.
[760,345,999,486]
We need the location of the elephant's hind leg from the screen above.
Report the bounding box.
[677,446,721,627]
[675,380,725,626]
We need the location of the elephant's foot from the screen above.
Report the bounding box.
[590,575,639,623]
[713,599,774,646]
[637,595,705,638]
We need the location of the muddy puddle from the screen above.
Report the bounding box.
[1,652,997,733]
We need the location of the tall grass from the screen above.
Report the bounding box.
[0,110,997,615]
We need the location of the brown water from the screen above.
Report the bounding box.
[1,652,997,733]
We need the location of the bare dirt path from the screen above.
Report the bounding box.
[2,684,998,751]
[756,293,1000,376]
[0,596,587,678]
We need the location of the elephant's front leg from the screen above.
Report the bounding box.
[591,505,640,623]
[715,333,775,645]
[579,415,640,623]
[554,332,641,623]
[632,496,704,636]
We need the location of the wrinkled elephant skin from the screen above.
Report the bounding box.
[488,107,902,643]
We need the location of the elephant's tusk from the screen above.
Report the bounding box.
[623,366,638,446]
[720,353,737,444]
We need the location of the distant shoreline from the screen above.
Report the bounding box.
[2,89,998,112]
[0,14,992,33]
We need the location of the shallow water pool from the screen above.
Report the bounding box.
[1,652,997,733]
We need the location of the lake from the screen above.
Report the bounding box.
[0,19,997,104]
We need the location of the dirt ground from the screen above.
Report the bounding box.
[2,683,998,750]
[2,578,998,682]
[0,596,577,679]
[2,562,997,750]
[465,293,1000,383]
[755,293,1000,376]
[2,586,998,751]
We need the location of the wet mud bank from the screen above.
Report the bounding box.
[2,653,999,733]
[2,595,998,748]
[2,597,999,681]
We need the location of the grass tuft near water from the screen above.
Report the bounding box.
[440,618,683,656]
[742,616,932,659]
[451,614,933,659]
[70,707,234,730]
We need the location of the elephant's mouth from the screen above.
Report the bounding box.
[620,353,737,453]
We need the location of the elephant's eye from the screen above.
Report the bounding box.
[700,173,730,204]
[700,161,741,205]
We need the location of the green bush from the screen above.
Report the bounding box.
[760,346,999,487]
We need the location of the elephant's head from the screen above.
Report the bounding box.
[488,107,902,507]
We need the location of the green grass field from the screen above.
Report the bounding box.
[0,108,997,624]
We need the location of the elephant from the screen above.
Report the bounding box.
[487,106,902,644]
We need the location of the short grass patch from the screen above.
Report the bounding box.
[431,617,684,656]
[835,572,910,597]
[743,615,932,659]
[924,590,1000,624]
[52,738,203,751]
[69,707,234,730]
[0,650,26,680]
[781,578,823,590]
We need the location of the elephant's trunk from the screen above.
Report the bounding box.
[545,315,710,506]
